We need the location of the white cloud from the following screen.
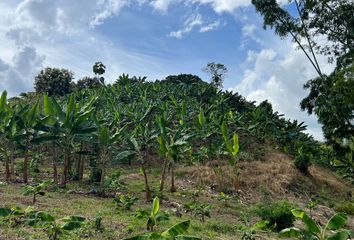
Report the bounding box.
[0,0,173,96]
[0,46,44,96]
[233,44,333,140]
[150,0,255,13]
[191,0,250,13]
[199,20,221,32]
[169,13,203,38]
[151,0,178,12]
[89,0,130,28]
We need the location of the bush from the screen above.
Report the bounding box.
[254,200,296,231]
[335,201,354,215]
[294,154,311,173]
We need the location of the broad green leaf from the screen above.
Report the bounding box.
[35,211,55,222]
[291,209,305,218]
[0,208,11,217]
[99,127,109,146]
[65,95,75,125]
[175,236,201,240]
[43,95,53,116]
[221,121,233,154]
[327,213,347,230]
[51,97,65,122]
[111,125,127,142]
[61,215,85,222]
[112,150,135,164]
[129,137,139,151]
[26,102,39,125]
[232,134,239,156]
[327,231,351,240]
[61,221,83,230]
[161,220,190,238]
[152,197,159,216]
[302,212,320,233]
[0,91,7,111]
[291,209,320,234]
[252,220,269,230]
[123,235,150,240]
[157,135,167,154]
[198,108,205,127]
[279,227,302,237]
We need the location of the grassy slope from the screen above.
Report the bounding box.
[0,149,353,240]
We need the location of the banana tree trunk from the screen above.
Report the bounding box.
[75,142,84,180]
[79,154,84,180]
[52,143,58,184]
[11,153,15,181]
[140,152,151,202]
[23,138,29,183]
[61,145,70,187]
[99,147,108,194]
[5,155,11,183]
[159,157,169,192]
[170,161,176,192]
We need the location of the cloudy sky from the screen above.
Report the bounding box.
[0,0,333,140]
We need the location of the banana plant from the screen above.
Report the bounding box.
[13,100,40,183]
[23,179,53,205]
[126,199,200,240]
[125,220,200,240]
[156,116,193,192]
[0,205,36,227]
[0,91,17,182]
[221,120,240,190]
[279,209,354,240]
[41,94,97,187]
[93,122,126,193]
[125,124,155,202]
[25,211,85,240]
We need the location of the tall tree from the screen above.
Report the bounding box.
[252,0,354,143]
[203,62,228,88]
[93,61,106,85]
[34,67,74,97]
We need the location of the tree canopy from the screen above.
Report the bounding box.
[34,67,74,97]
[252,0,354,146]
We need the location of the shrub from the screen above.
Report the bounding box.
[335,201,354,215]
[255,200,296,231]
[294,154,311,173]
[280,209,353,240]
[104,170,126,191]
[114,193,138,210]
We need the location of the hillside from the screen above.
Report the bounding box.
[0,76,353,239]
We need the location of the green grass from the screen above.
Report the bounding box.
[0,163,352,240]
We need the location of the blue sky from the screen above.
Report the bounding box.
[0,0,333,140]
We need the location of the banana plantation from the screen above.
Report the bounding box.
[0,74,353,239]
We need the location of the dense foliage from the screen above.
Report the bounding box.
[34,67,74,97]
[0,63,352,200]
[252,0,354,160]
